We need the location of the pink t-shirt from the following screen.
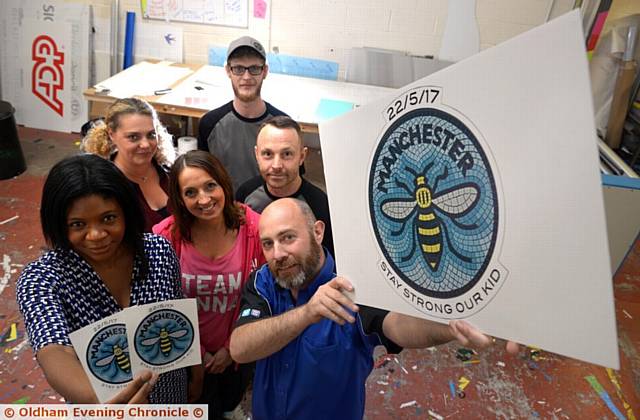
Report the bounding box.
[180,224,248,353]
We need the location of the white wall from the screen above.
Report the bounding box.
[69,0,574,81]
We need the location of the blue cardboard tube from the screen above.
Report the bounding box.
[123,11,135,69]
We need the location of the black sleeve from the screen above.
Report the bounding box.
[320,205,334,258]
[198,112,214,151]
[235,271,272,328]
[359,305,403,354]
[236,176,264,203]
[302,180,334,257]
[197,102,233,151]
[266,102,289,118]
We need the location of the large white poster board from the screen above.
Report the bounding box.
[0,1,90,132]
[319,11,619,369]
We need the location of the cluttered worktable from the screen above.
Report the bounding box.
[83,61,395,134]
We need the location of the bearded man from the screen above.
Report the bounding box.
[230,198,518,420]
[198,36,287,191]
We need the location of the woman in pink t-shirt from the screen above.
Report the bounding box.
[153,150,264,419]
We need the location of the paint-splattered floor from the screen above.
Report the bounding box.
[0,127,638,419]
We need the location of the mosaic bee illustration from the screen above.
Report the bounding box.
[380,163,480,271]
[95,343,131,374]
[140,327,189,358]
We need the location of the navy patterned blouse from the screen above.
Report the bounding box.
[16,233,188,403]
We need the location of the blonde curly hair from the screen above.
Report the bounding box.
[81,98,175,165]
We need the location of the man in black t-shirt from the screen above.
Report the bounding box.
[236,116,334,256]
[198,36,287,190]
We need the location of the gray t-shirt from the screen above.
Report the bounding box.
[198,101,287,191]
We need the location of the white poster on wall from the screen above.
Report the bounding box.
[135,22,184,63]
[319,11,619,369]
[0,1,89,132]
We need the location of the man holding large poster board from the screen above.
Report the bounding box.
[230,198,518,420]
[319,11,618,370]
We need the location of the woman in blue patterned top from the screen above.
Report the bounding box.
[16,154,197,403]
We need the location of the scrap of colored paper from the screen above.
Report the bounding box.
[529,347,546,361]
[587,13,608,51]
[1,325,12,343]
[456,347,476,362]
[428,409,443,420]
[315,99,354,122]
[12,397,30,404]
[607,368,637,420]
[527,361,553,382]
[400,400,417,409]
[449,380,456,398]
[6,323,17,342]
[458,376,470,391]
[586,0,613,57]
[207,46,340,80]
[267,53,339,80]
[208,46,228,66]
[585,375,625,420]
[253,0,267,18]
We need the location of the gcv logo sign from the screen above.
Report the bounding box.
[368,86,508,318]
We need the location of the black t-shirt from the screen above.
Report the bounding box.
[236,176,335,257]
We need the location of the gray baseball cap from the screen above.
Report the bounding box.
[227,36,266,60]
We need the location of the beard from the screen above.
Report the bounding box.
[276,270,306,290]
[271,239,322,290]
[232,80,263,103]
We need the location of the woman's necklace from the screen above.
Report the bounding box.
[118,163,154,184]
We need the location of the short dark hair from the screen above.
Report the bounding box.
[227,46,266,63]
[40,154,146,260]
[168,151,244,242]
[258,115,302,140]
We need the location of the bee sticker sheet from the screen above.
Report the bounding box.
[69,313,132,403]
[319,10,619,369]
[125,299,201,375]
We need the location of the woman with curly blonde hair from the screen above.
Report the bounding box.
[83,98,176,231]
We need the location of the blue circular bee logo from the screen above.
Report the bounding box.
[134,309,194,366]
[86,323,132,384]
[369,107,499,298]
